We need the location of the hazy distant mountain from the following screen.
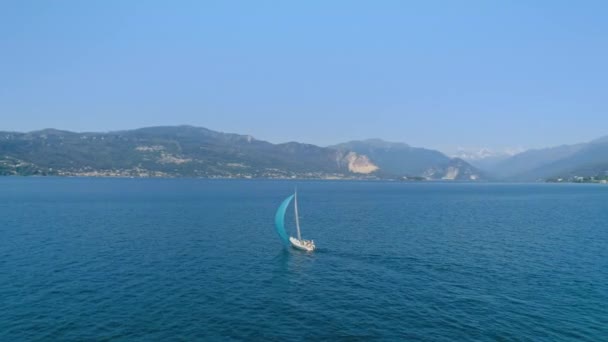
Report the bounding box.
[330,139,483,180]
[450,147,523,171]
[516,139,608,180]
[490,144,584,179]
[590,135,608,144]
[492,136,608,181]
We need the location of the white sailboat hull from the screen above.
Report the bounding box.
[289,236,315,252]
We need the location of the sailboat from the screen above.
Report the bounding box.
[274,189,316,252]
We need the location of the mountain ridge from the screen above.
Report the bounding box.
[330,139,483,180]
[3,126,608,182]
[483,138,608,181]
[0,126,483,180]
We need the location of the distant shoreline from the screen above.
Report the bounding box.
[5,174,606,184]
[0,174,480,181]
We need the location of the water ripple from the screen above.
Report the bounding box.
[0,179,607,340]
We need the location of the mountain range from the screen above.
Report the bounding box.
[450,147,524,171]
[485,137,608,181]
[1,125,607,181]
[0,126,481,180]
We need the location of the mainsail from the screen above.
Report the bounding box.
[274,194,294,245]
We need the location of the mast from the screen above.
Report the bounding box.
[294,188,302,240]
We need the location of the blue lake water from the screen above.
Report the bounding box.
[1,178,607,341]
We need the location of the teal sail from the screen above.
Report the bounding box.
[274,195,294,245]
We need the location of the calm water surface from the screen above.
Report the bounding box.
[1,178,607,341]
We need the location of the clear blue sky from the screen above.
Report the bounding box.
[2,1,607,152]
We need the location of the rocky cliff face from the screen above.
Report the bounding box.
[329,139,483,180]
[423,158,483,180]
[330,139,448,176]
[343,152,379,174]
